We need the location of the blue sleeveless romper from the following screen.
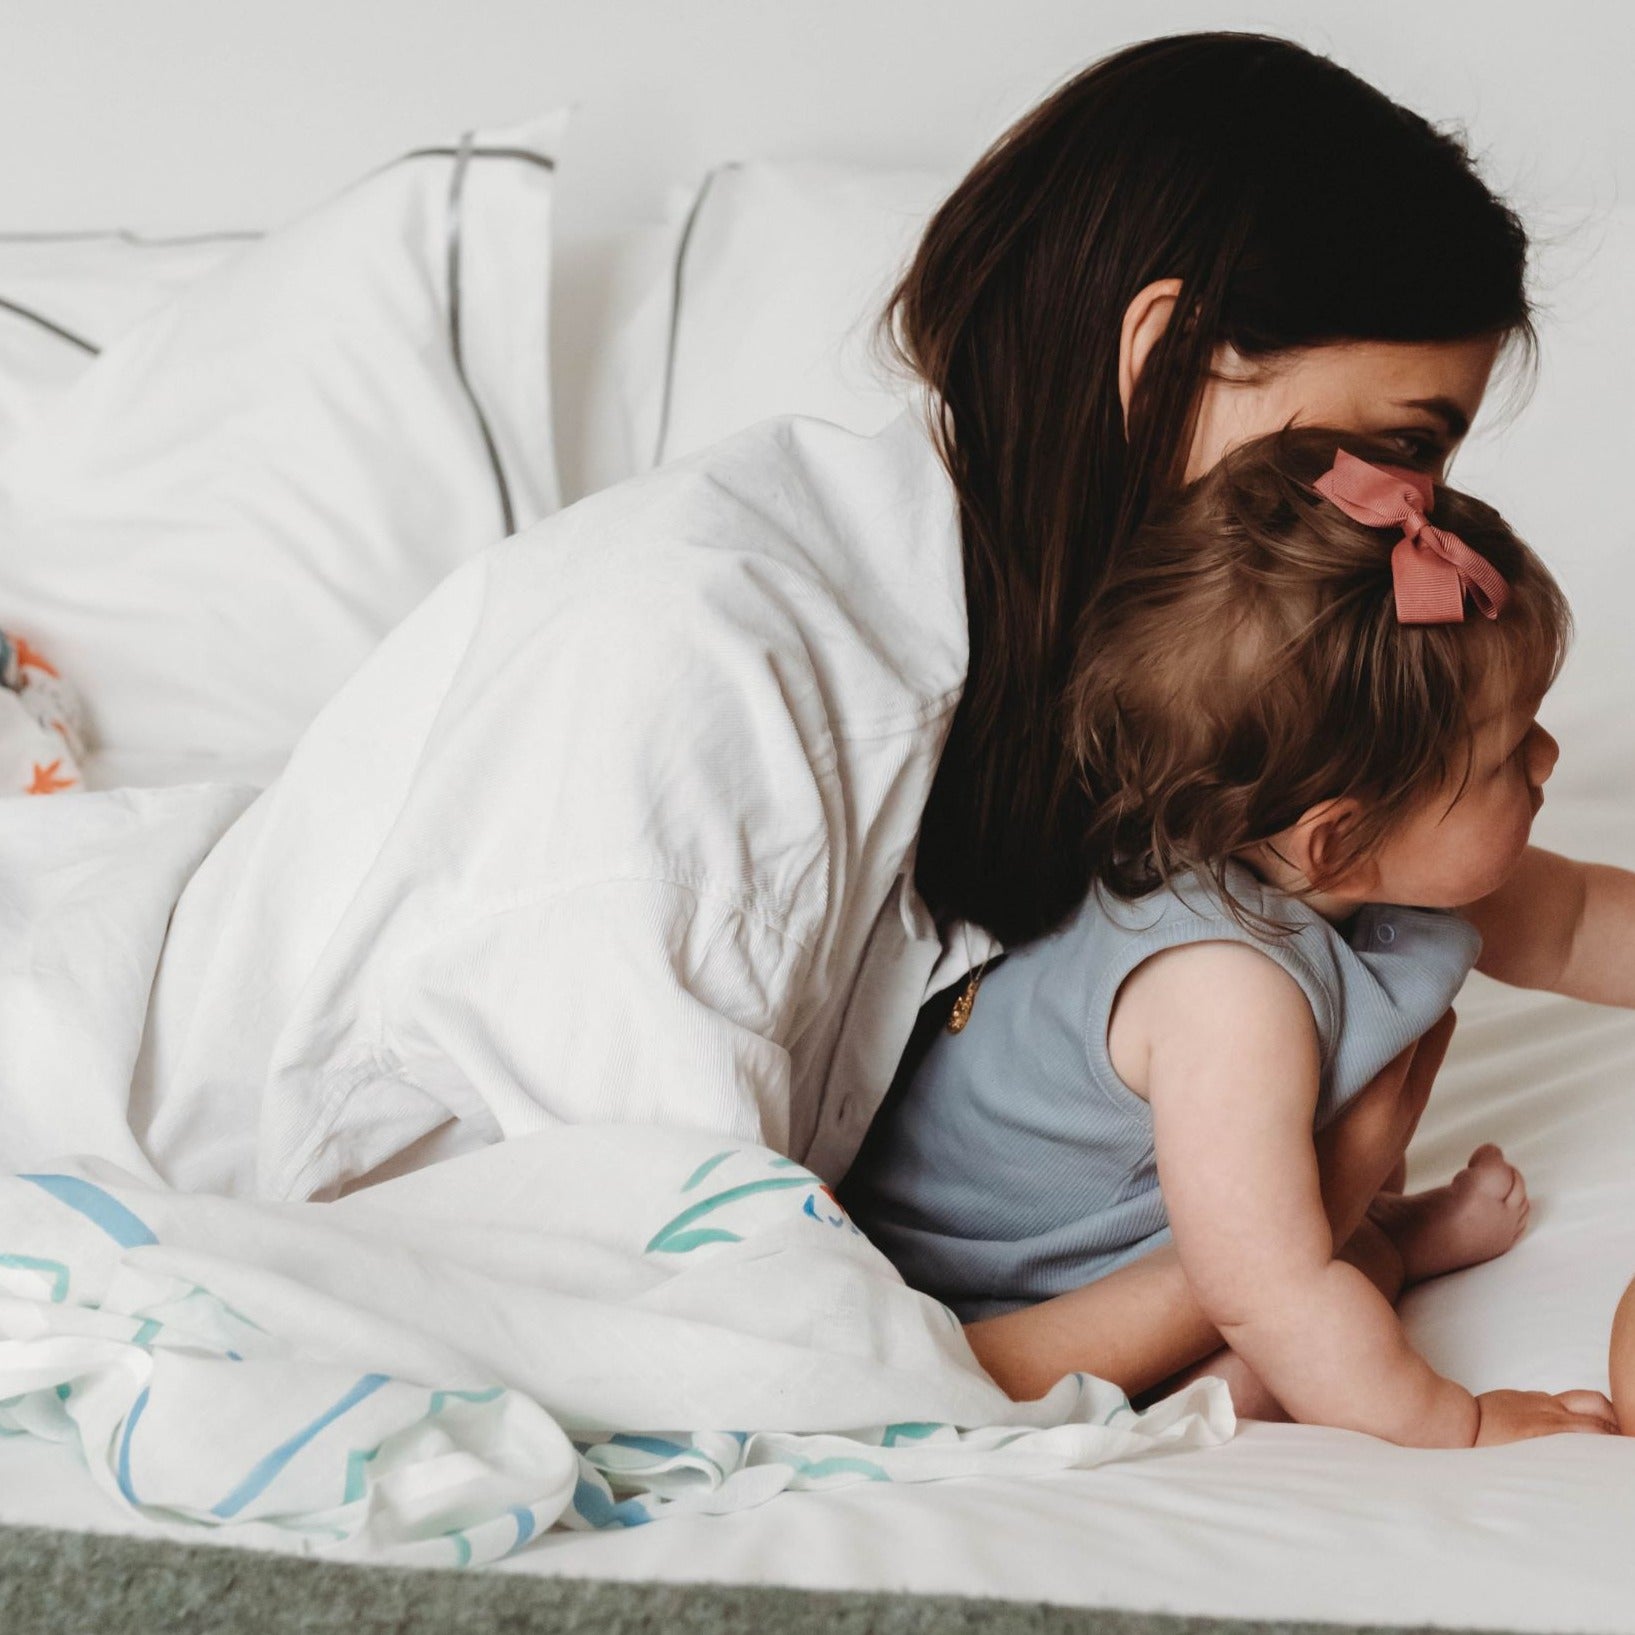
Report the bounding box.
[840,865,1480,1321]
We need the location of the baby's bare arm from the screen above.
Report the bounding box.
[1130,942,1482,1447]
[1466,845,1635,1006]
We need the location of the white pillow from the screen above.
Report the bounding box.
[552,220,679,503]
[0,111,565,765]
[617,161,952,469]
[0,232,248,455]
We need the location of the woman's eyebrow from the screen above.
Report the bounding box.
[1394,396,1471,440]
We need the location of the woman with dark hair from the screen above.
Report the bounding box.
[891,32,1535,948]
[132,33,1612,1437]
[875,30,1556,1416]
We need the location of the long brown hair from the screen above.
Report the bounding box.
[1068,427,1571,917]
[883,33,1533,945]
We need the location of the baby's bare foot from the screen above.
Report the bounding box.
[1367,1144,1530,1285]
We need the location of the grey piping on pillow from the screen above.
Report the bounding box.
[0,228,262,246]
[0,148,553,531]
[0,230,263,356]
[402,145,556,173]
[442,130,518,539]
[653,163,738,469]
[0,295,99,356]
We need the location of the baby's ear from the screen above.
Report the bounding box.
[1289,797,1377,895]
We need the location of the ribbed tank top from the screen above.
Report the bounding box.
[840,865,1481,1321]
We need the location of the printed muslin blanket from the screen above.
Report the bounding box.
[0,1139,1233,1566]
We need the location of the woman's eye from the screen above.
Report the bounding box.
[1388,432,1444,467]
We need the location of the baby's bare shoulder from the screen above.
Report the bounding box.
[1108,939,1317,1100]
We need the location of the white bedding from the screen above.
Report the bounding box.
[0,126,1631,1635]
[4,348,1632,1635]
[0,113,564,771]
[0,698,1632,1625]
[3,945,1632,1627]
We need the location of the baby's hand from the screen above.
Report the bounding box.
[1473,1388,1618,1444]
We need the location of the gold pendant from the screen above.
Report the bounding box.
[946,967,984,1033]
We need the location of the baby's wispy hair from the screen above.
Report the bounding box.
[1066,426,1571,918]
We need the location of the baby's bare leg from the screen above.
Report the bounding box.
[1316,1004,1527,1282]
[1313,1008,1458,1245]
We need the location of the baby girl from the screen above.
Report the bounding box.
[843,429,1634,1446]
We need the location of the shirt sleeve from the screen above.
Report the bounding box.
[363,532,840,1162]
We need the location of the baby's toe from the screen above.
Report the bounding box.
[1463,1145,1525,1203]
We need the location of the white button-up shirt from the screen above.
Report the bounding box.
[136,411,999,1200]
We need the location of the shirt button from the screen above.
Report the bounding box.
[1376,922,1397,946]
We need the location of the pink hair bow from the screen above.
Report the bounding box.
[1314,449,1510,625]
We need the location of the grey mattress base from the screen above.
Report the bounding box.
[0,1521,1534,1635]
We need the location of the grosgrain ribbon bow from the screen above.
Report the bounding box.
[1314,449,1510,625]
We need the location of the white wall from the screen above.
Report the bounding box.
[2,0,1628,241]
[0,0,1628,815]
